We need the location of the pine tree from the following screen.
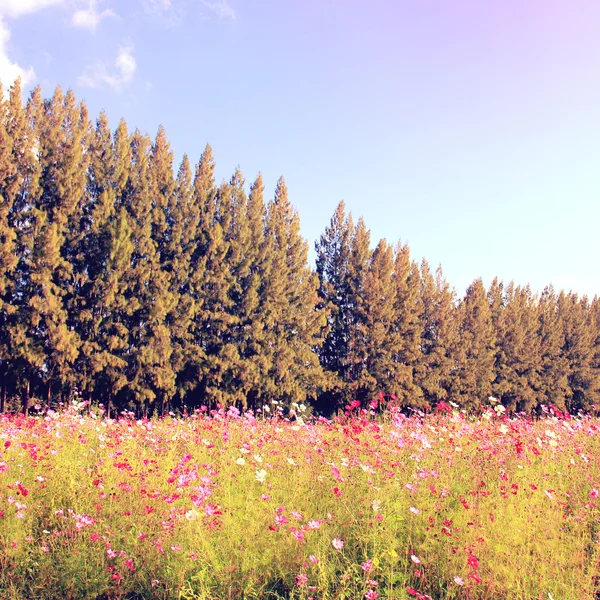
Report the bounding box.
[20,86,90,407]
[314,201,355,409]
[588,297,600,413]
[449,279,496,409]
[237,173,270,408]
[98,206,134,416]
[260,177,328,406]
[345,217,372,403]
[164,154,199,408]
[357,238,397,401]
[390,242,423,406]
[184,144,217,407]
[199,167,251,407]
[190,166,238,407]
[120,129,176,415]
[537,287,570,411]
[0,80,33,410]
[3,84,44,410]
[415,261,458,408]
[492,282,542,412]
[82,119,134,416]
[559,293,599,413]
[70,111,119,405]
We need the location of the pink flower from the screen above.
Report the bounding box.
[409,506,420,515]
[365,590,379,600]
[332,538,344,550]
[467,554,479,570]
[468,571,483,584]
[454,576,464,586]
[411,554,421,564]
[296,573,308,586]
[361,560,373,573]
[589,488,599,499]
[309,555,318,564]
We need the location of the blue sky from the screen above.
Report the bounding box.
[1,0,599,298]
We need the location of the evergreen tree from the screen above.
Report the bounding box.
[84,120,134,416]
[315,201,355,409]
[121,129,176,415]
[415,261,458,408]
[390,242,423,406]
[260,177,328,406]
[195,167,253,407]
[588,297,600,413]
[357,238,397,400]
[559,293,599,413]
[70,112,119,406]
[184,145,216,407]
[0,79,39,409]
[3,84,44,410]
[492,282,542,412]
[20,86,90,407]
[164,154,199,408]
[345,217,372,402]
[449,279,496,409]
[537,287,570,411]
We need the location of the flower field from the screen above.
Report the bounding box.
[1,404,600,599]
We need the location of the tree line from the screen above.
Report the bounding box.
[1,81,598,416]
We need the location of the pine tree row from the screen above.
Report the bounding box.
[1,82,599,416]
[316,202,600,415]
[0,81,326,415]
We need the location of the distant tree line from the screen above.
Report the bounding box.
[1,81,599,416]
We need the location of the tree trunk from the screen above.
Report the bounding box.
[22,379,30,415]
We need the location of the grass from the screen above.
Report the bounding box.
[1,402,599,599]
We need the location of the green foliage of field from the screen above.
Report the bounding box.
[1,404,600,599]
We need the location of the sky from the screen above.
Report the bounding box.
[1,0,599,299]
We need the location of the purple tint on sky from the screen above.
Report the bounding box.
[2,0,600,296]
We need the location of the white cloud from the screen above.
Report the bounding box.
[72,0,115,30]
[0,0,64,18]
[0,16,34,86]
[78,44,136,92]
[0,0,67,87]
[202,0,235,19]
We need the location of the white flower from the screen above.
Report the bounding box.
[236,457,246,466]
[255,469,267,483]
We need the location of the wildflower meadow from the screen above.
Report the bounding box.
[1,401,600,599]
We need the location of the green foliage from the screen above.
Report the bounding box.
[0,81,599,417]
